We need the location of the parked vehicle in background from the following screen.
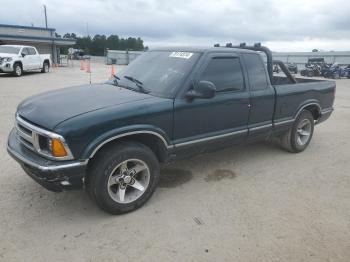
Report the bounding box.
[286,63,298,74]
[345,65,350,78]
[323,63,350,79]
[301,58,326,77]
[68,48,85,60]
[0,45,51,77]
[273,64,280,73]
[323,63,341,79]
[7,44,335,214]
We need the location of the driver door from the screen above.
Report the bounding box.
[21,48,32,70]
[173,53,250,156]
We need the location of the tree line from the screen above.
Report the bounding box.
[56,33,145,56]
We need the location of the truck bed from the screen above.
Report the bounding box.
[273,76,335,123]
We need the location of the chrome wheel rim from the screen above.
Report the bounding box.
[107,159,150,204]
[16,66,21,76]
[296,119,312,146]
[44,64,49,72]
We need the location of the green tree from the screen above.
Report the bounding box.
[60,33,145,55]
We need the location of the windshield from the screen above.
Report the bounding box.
[0,46,20,54]
[110,51,201,97]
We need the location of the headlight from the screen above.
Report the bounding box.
[4,57,13,62]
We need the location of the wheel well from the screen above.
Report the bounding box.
[14,61,22,67]
[303,104,320,120]
[43,59,50,66]
[90,133,169,163]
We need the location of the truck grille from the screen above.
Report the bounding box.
[16,116,40,152]
[0,57,3,65]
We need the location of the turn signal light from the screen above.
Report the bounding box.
[51,138,68,157]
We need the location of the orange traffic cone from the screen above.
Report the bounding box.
[86,59,91,73]
[80,59,85,70]
[111,64,116,77]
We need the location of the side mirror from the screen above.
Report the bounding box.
[186,80,216,99]
[21,53,26,57]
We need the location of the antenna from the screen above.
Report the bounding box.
[86,22,90,37]
[86,22,91,85]
[43,5,48,28]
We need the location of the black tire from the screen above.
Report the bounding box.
[41,62,50,73]
[86,141,160,214]
[13,63,22,77]
[280,110,314,153]
[307,71,314,77]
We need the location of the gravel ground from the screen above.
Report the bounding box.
[0,61,349,262]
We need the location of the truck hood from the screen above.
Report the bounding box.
[0,53,18,58]
[17,84,154,130]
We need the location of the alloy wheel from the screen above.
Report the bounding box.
[107,159,150,204]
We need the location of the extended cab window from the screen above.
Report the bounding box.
[243,53,269,90]
[201,57,244,92]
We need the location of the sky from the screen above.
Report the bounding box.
[1,0,350,52]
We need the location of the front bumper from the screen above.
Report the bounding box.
[0,62,13,73]
[7,128,87,192]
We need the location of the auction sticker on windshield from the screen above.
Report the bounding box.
[169,52,193,59]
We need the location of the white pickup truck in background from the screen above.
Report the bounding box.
[0,45,51,77]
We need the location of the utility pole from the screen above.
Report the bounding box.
[43,5,48,28]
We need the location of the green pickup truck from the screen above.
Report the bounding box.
[7,44,335,214]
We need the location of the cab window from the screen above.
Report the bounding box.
[27,48,37,55]
[21,48,29,55]
[200,57,244,92]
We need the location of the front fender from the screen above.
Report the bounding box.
[81,124,172,159]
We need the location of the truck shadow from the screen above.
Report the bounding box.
[15,141,282,217]
[0,72,43,78]
[159,140,281,187]
[159,168,193,188]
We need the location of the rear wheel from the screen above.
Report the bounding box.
[86,141,160,214]
[280,110,314,153]
[13,63,22,77]
[41,62,49,73]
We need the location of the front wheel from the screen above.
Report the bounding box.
[307,71,314,77]
[280,110,314,153]
[86,141,160,214]
[13,63,22,77]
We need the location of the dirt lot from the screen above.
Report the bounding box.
[0,61,349,262]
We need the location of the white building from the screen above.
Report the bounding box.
[0,24,75,65]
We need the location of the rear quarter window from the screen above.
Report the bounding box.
[243,53,269,91]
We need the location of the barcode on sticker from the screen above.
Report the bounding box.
[169,52,193,59]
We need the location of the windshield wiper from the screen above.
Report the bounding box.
[112,75,120,85]
[123,75,149,93]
